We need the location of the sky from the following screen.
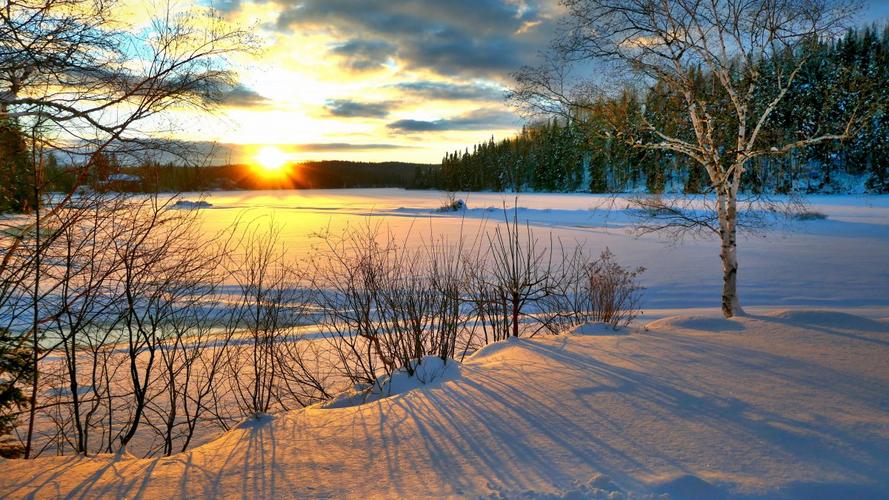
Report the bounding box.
[149,0,889,165]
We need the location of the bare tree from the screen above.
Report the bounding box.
[45,194,129,454]
[483,207,554,338]
[1,0,254,457]
[227,220,320,417]
[1,0,254,239]
[309,221,477,396]
[512,0,868,317]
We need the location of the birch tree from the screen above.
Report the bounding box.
[512,0,867,317]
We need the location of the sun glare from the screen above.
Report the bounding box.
[254,146,290,172]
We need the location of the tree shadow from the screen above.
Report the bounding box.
[749,310,889,347]
[3,319,889,498]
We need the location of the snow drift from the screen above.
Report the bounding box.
[1,310,887,498]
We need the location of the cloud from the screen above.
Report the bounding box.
[330,39,396,71]
[325,99,393,118]
[274,0,559,78]
[387,108,520,132]
[217,84,271,108]
[393,81,506,101]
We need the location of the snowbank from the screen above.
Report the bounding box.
[646,315,747,332]
[170,199,213,209]
[321,356,462,409]
[570,322,628,335]
[3,308,887,498]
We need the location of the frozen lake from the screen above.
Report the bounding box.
[187,189,889,318]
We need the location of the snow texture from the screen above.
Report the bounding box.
[321,356,462,409]
[1,310,888,498]
[170,199,213,209]
[2,189,888,498]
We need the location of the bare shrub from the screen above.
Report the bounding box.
[438,192,466,212]
[466,248,511,345]
[44,194,130,455]
[308,221,389,388]
[226,220,326,417]
[470,206,555,340]
[537,243,646,333]
[309,221,472,394]
[581,249,645,329]
[424,231,474,360]
[538,243,594,335]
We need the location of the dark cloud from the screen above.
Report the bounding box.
[387,119,446,132]
[325,99,393,118]
[387,108,520,132]
[393,81,506,101]
[330,39,396,71]
[275,0,558,78]
[217,85,271,107]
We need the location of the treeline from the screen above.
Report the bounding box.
[442,26,889,194]
[53,159,439,193]
[0,133,439,208]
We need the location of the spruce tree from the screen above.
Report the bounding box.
[0,119,32,214]
[0,328,33,457]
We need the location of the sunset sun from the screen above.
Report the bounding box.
[254,146,289,173]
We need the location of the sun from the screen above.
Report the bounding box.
[254,146,290,172]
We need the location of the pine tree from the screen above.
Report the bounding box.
[0,328,34,457]
[0,118,33,214]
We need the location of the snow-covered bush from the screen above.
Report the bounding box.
[308,222,473,388]
[437,192,466,212]
[323,356,461,408]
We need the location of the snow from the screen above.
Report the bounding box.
[571,322,628,335]
[2,309,888,498]
[170,199,213,209]
[177,189,889,313]
[2,189,889,498]
[104,173,141,183]
[321,356,462,409]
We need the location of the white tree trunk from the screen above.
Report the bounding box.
[718,191,744,318]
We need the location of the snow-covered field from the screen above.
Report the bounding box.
[2,311,887,498]
[192,189,889,314]
[2,189,888,498]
